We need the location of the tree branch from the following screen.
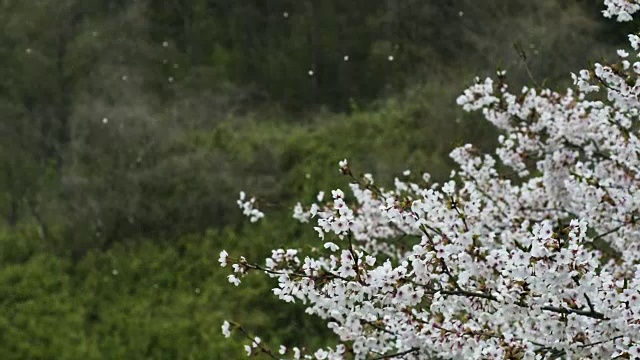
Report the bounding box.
[369,347,420,360]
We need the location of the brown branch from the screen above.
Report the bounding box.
[450,196,469,232]
[418,286,609,320]
[234,325,279,360]
[244,262,352,283]
[513,42,540,88]
[361,320,395,335]
[584,293,595,313]
[539,305,606,320]
[369,347,420,360]
[347,231,365,284]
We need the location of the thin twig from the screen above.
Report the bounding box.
[234,325,279,360]
[513,42,540,88]
[369,347,420,360]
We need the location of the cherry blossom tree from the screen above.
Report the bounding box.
[222,1,640,358]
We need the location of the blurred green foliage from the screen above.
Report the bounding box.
[0,225,333,359]
[0,0,631,357]
[0,0,623,250]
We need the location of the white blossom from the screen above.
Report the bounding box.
[219,250,229,267]
[237,192,264,222]
[221,321,231,338]
[227,275,241,286]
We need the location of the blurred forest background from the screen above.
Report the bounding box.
[0,0,632,358]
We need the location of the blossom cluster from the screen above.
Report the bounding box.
[221,1,640,359]
[603,0,640,21]
[237,191,264,223]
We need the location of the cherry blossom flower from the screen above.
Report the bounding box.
[221,321,231,338]
[219,250,229,267]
